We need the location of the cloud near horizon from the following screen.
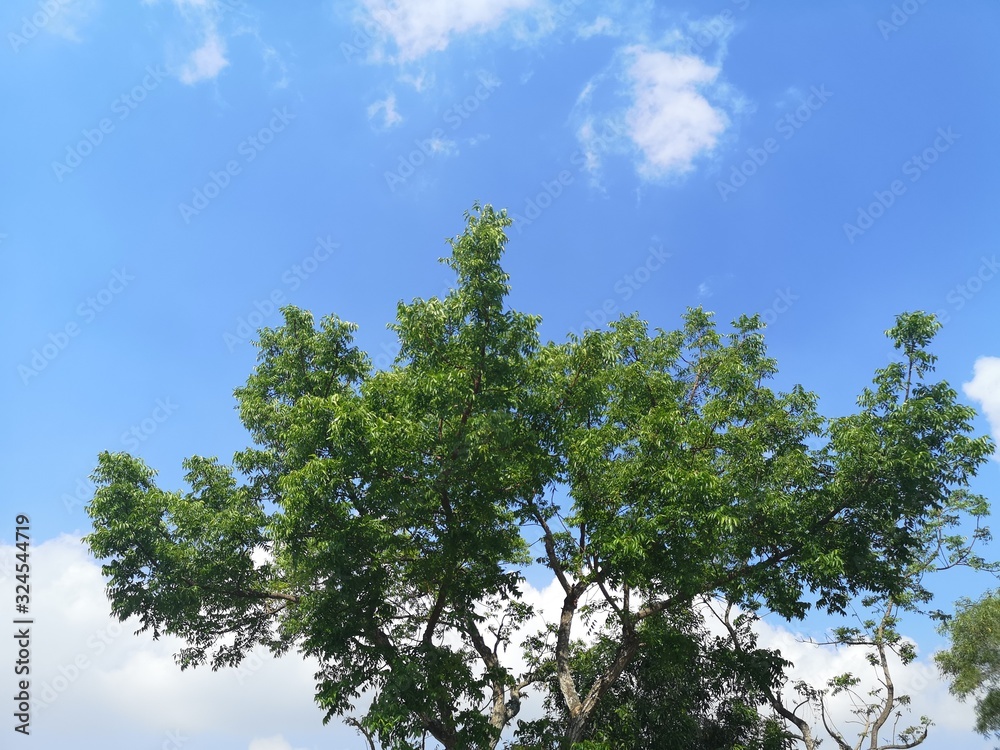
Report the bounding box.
[0,534,981,746]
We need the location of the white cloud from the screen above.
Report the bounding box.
[40,0,99,41]
[465,133,490,147]
[569,12,743,183]
[360,0,540,62]
[427,136,458,155]
[347,0,596,65]
[577,15,615,39]
[963,356,1000,458]
[367,93,403,128]
[260,41,291,90]
[141,0,252,85]
[623,45,729,179]
[399,70,433,91]
[180,28,229,84]
[3,0,98,44]
[573,115,625,182]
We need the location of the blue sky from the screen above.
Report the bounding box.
[1,1,999,748]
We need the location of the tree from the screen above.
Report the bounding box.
[85,204,994,749]
[936,591,1000,740]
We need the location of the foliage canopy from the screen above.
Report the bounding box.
[86,204,994,749]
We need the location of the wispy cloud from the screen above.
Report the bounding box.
[427,136,458,155]
[577,15,615,39]
[141,0,253,85]
[367,92,403,128]
[574,116,620,176]
[258,39,291,90]
[6,0,99,46]
[399,70,433,92]
[43,0,99,41]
